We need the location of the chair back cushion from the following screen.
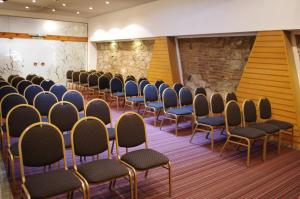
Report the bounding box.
[162,88,177,109]
[211,93,224,114]
[40,80,55,91]
[0,86,17,102]
[139,80,150,96]
[34,92,58,117]
[88,74,98,87]
[0,81,10,89]
[11,76,25,88]
[17,80,32,95]
[194,94,209,117]
[98,75,110,90]
[138,77,147,85]
[110,77,123,93]
[243,100,257,123]
[86,99,111,125]
[24,85,44,105]
[195,87,206,96]
[125,81,138,97]
[154,80,164,89]
[144,85,158,102]
[72,71,80,82]
[49,84,67,101]
[226,101,241,126]
[66,70,73,80]
[8,75,19,84]
[79,72,88,84]
[179,87,193,106]
[1,94,27,118]
[62,91,84,112]
[32,76,44,85]
[173,83,183,95]
[225,92,237,103]
[159,83,169,101]
[26,74,37,81]
[259,98,272,119]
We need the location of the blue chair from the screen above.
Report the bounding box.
[125,75,136,82]
[98,75,110,99]
[26,74,37,81]
[24,85,44,105]
[17,80,32,95]
[179,87,193,112]
[62,90,85,118]
[138,77,147,85]
[0,81,10,89]
[11,76,25,88]
[124,81,144,112]
[161,88,193,136]
[87,73,98,98]
[33,91,58,122]
[154,80,164,90]
[190,94,225,151]
[194,87,206,96]
[40,79,55,91]
[110,77,124,111]
[159,83,169,101]
[139,80,150,96]
[209,93,226,136]
[173,82,183,95]
[225,92,237,103]
[143,84,163,126]
[49,84,67,101]
[8,75,18,84]
[0,86,18,102]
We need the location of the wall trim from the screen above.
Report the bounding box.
[291,31,300,85]
[175,37,184,84]
[176,32,257,39]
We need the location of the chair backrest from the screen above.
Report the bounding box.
[259,98,272,120]
[40,80,55,91]
[62,90,84,112]
[72,71,80,82]
[79,72,88,84]
[95,71,103,77]
[173,83,183,95]
[144,84,159,103]
[66,70,73,80]
[116,112,147,149]
[11,76,25,88]
[125,81,139,98]
[17,80,32,95]
[26,74,37,81]
[154,80,164,89]
[110,77,123,93]
[225,101,242,128]
[49,101,79,132]
[159,83,169,101]
[0,81,10,89]
[6,104,41,138]
[115,74,123,81]
[19,122,66,169]
[31,76,44,85]
[0,86,18,102]
[33,92,58,117]
[242,99,257,123]
[88,73,98,87]
[8,75,18,84]
[139,80,150,96]
[49,84,67,101]
[71,117,110,158]
[162,88,178,110]
[1,93,27,119]
[225,92,237,103]
[138,77,147,85]
[98,75,110,90]
[210,93,224,114]
[125,76,136,83]
[194,87,206,96]
[24,85,44,105]
[85,99,112,125]
[193,94,209,117]
[105,72,113,79]
[179,87,193,106]
[0,77,4,81]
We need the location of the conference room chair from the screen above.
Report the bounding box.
[138,77,147,85]
[179,87,193,112]
[11,76,25,88]
[66,70,73,88]
[70,117,134,199]
[87,73,98,98]
[115,74,124,84]
[124,81,144,112]
[18,122,87,199]
[139,79,150,97]
[161,88,193,136]
[95,71,104,77]
[0,81,10,89]
[72,71,81,89]
[173,82,183,95]
[110,77,124,111]
[79,72,89,92]
[105,72,113,79]
[24,85,44,105]
[25,74,37,81]
[125,75,136,82]
[154,80,164,90]
[97,74,111,100]
[210,92,226,136]
[8,75,19,84]
[62,90,85,118]
[194,87,207,96]
[259,98,294,147]
[49,84,67,101]
[220,101,267,167]
[6,104,41,188]
[115,112,172,198]
[143,84,163,126]
[158,83,169,102]
[31,76,44,85]
[0,86,18,103]
[40,79,55,91]
[225,92,238,103]
[243,99,281,154]
[85,99,116,153]
[16,80,32,95]
[190,94,224,151]
[33,92,58,122]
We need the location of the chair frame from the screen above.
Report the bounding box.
[109,78,124,111]
[209,92,226,135]
[49,83,68,101]
[123,81,144,112]
[115,112,172,199]
[224,92,237,103]
[142,85,162,126]
[62,90,85,114]
[220,100,267,167]
[97,75,111,100]
[33,91,59,118]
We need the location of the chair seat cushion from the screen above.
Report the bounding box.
[146,102,163,109]
[248,122,280,134]
[42,117,49,122]
[167,108,192,115]
[90,85,98,89]
[231,127,266,139]
[77,159,128,183]
[80,83,88,87]
[10,142,19,156]
[63,133,71,148]
[25,169,81,198]
[112,92,124,97]
[79,112,85,119]
[99,88,110,93]
[107,127,116,140]
[197,116,224,126]
[266,119,293,130]
[182,105,193,112]
[121,149,169,171]
[128,97,144,103]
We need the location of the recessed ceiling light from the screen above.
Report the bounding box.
[105,1,110,4]
[25,6,30,9]
[76,11,80,14]
[0,0,3,3]
[32,0,36,3]
[89,6,93,10]
[52,8,56,12]
[62,3,66,7]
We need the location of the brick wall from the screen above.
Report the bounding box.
[178,36,255,97]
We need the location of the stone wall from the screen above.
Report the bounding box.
[296,35,300,63]
[178,36,255,96]
[96,40,154,79]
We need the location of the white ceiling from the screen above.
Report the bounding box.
[0,0,156,18]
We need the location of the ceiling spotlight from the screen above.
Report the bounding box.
[0,0,8,3]
[32,0,36,3]
[62,3,66,7]
[76,11,80,14]
[105,1,110,4]
[52,8,56,12]
[89,6,93,10]
[25,6,30,9]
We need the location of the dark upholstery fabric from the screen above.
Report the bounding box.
[107,128,115,140]
[144,85,159,102]
[34,92,58,117]
[24,85,43,105]
[194,94,209,117]
[182,105,193,112]
[73,119,108,156]
[117,113,145,148]
[121,148,169,170]
[139,80,150,96]
[7,105,40,137]
[259,98,272,119]
[63,133,71,148]
[78,159,128,183]
[128,97,144,103]
[79,72,88,84]
[26,74,37,81]
[66,70,73,80]
[1,94,27,118]
[21,124,64,167]
[179,87,193,106]
[243,100,257,123]
[197,116,225,126]
[125,81,139,97]
[86,100,111,125]
[0,81,10,89]
[10,142,19,156]
[266,120,294,130]
[49,102,78,132]
[112,92,124,97]
[159,83,169,101]
[173,83,183,95]
[138,77,148,85]
[163,88,177,109]
[167,108,192,115]
[154,80,164,89]
[40,80,55,91]
[25,170,81,198]
[72,72,80,82]
[11,76,25,88]
[231,127,266,139]
[0,86,17,102]
[110,78,123,93]
[50,84,67,101]
[146,102,163,109]
[211,93,224,114]
[125,76,135,83]
[248,122,280,134]
[63,91,84,112]
[32,76,44,85]
[226,102,241,126]
[8,75,18,84]
[17,80,32,95]
[88,74,98,87]
[98,75,110,90]
[195,87,206,96]
[226,92,237,103]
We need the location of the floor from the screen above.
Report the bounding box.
[1,103,300,199]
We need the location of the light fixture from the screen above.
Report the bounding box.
[76,11,80,14]
[89,6,93,10]
[0,0,7,3]
[32,0,36,3]
[25,6,30,9]
[105,1,110,4]
[52,8,56,12]
[62,3,66,7]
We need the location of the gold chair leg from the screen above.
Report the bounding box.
[128,171,134,199]
[10,155,16,190]
[190,125,197,143]
[134,171,138,199]
[210,127,214,151]
[278,132,282,155]
[168,161,172,197]
[116,98,119,111]
[175,117,179,136]
[220,137,230,156]
[246,139,251,167]
[144,170,149,178]
[160,117,165,130]
[154,111,157,126]
[263,136,267,161]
